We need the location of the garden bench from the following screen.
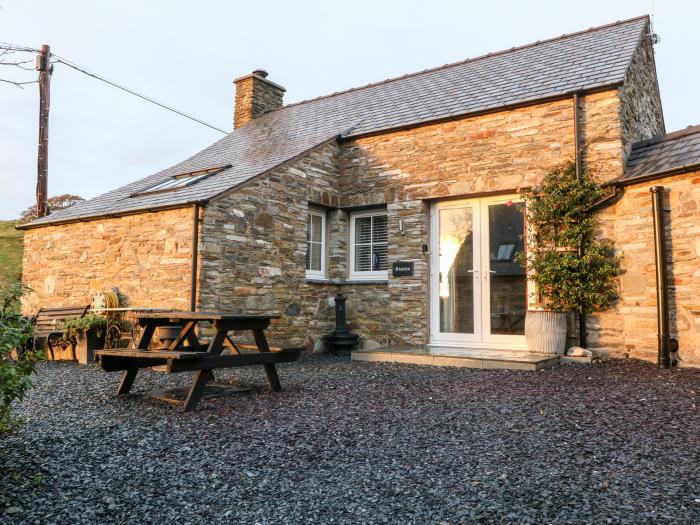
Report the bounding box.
[30,305,91,360]
[94,311,302,411]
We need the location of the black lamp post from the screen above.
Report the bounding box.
[323,293,360,355]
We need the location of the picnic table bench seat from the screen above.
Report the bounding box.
[95,346,302,373]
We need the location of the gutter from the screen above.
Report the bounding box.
[16,199,208,230]
[588,186,622,212]
[605,161,700,188]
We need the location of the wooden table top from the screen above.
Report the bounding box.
[135,310,280,321]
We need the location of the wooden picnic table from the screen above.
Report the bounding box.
[94,311,301,411]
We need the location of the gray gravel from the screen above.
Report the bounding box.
[0,356,698,524]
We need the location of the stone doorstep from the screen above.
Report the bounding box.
[352,348,567,371]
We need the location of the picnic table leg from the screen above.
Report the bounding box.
[117,367,139,395]
[136,323,157,350]
[182,369,213,412]
[253,329,281,392]
[116,322,155,395]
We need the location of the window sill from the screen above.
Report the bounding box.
[343,280,389,285]
[305,278,332,284]
[304,278,388,285]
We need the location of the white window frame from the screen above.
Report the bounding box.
[305,209,326,280]
[349,209,389,281]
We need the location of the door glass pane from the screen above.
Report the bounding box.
[488,202,526,335]
[439,207,474,334]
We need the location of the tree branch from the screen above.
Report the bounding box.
[0,78,38,89]
[0,58,35,71]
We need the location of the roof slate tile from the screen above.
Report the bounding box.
[619,126,700,183]
[26,16,649,227]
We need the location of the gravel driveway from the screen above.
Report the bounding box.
[0,356,698,524]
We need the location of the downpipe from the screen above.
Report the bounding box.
[650,186,674,368]
[573,92,587,348]
[190,203,200,311]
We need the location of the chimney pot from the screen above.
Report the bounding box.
[252,69,268,78]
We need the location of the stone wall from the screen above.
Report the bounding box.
[21,208,194,314]
[618,26,666,162]
[198,142,342,347]
[578,90,627,183]
[590,171,700,367]
[198,141,392,349]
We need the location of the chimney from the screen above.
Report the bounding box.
[233,69,285,128]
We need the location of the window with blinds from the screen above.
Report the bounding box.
[306,210,325,278]
[350,210,388,280]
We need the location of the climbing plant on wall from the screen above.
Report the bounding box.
[519,161,619,313]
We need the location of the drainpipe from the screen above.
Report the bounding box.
[573,92,587,348]
[650,186,671,369]
[190,203,200,311]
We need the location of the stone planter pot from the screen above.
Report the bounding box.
[524,311,567,355]
[75,328,106,364]
[156,326,182,348]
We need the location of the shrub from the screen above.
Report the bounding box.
[0,283,42,435]
[518,161,619,313]
[60,314,107,340]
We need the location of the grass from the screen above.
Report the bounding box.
[0,220,23,290]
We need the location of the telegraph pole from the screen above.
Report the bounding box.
[35,44,51,218]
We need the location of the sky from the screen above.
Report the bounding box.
[1,0,698,220]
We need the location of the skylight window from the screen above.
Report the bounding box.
[131,164,231,197]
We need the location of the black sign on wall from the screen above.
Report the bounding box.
[392,261,414,277]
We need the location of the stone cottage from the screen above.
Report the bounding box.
[20,16,700,366]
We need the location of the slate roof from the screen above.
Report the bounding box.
[24,16,650,228]
[619,125,700,184]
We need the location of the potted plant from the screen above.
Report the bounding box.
[61,314,107,364]
[518,161,618,355]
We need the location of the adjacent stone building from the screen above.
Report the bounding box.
[20,16,700,366]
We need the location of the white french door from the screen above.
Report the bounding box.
[429,195,528,350]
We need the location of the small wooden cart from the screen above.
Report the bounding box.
[95,311,301,411]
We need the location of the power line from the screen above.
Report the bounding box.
[0,42,228,134]
[53,56,228,134]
